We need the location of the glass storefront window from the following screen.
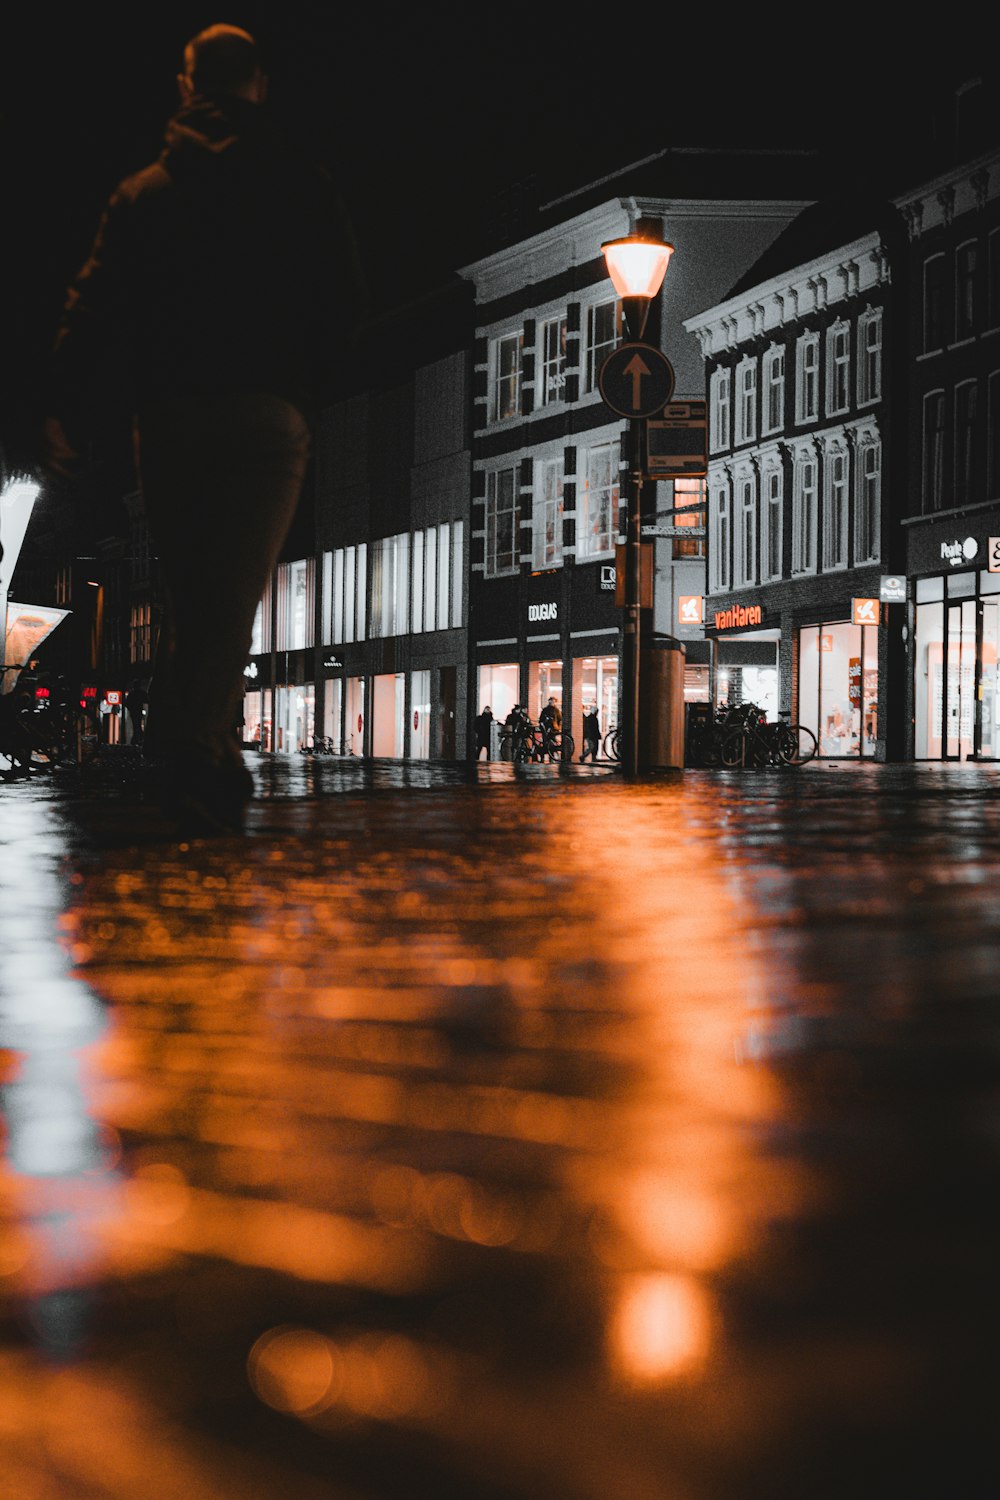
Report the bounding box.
[528,660,562,725]
[478,663,519,726]
[914,597,975,758]
[372,672,405,757]
[243,689,262,748]
[323,678,343,749]
[715,664,778,715]
[344,677,365,756]
[798,622,877,757]
[410,670,431,759]
[572,655,618,748]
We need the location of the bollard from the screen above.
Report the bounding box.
[638,636,686,770]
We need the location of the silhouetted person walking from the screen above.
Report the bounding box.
[45,24,365,833]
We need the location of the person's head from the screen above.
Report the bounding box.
[179,24,266,105]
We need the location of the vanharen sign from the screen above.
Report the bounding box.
[714,603,763,630]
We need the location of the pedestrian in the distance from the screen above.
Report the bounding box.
[580,704,601,762]
[44,23,366,834]
[475,704,493,760]
[125,679,147,747]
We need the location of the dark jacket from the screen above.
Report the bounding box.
[49,95,367,437]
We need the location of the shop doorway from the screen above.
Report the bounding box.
[914,592,995,759]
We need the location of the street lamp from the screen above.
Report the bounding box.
[600,231,673,776]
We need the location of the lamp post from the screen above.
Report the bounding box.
[599,233,673,777]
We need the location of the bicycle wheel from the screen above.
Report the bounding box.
[559,732,575,761]
[603,728,621,762]
[498,733,514,762]
[777,724,818,765]
[720,730,746,768]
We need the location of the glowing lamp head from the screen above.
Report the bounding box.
[601,236,674,300]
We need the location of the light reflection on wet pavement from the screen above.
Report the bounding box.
[1,756,997,1499]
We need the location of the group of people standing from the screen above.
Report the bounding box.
[474,698,603,763]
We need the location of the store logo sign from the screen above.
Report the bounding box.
[679,595,704,624]
[879,575,906,603]
[599,565,616,590]
[988,538,1000,574]
[940,536,978,566]
[712,603,761,630]
[528,602,558,622]
[852,597,880,626]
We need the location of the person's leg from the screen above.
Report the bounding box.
[137,392,310,828]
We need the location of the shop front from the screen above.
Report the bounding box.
[908,520,1000,760]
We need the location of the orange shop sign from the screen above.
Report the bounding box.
[678,595,704,625]
[713,603,762,631]
[852,597,880,626]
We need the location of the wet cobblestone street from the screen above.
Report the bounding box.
[1,756,998,1499]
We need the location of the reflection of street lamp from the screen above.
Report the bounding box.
[600,232,673,777]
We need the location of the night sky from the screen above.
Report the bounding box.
[1,3,988,474]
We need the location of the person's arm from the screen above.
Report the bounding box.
[44,189,135,479]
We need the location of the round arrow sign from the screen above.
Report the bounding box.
[598,342,675,419]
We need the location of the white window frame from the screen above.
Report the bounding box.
[708,470,732,592]
[956,238,978,341]
[791,446,818,574]
[922,388,945,513]
[854,431,881,564]
[735,358,757,446]
[733,464,757,586]
[795,333,819,424]
[710,366,731,451]
[822,444,849,570]
[577,440,619,559]
[760,460,783,582]
[490,330,522,423]
[826,320,851,417]
[485,466,520,577]
[540,314,567,406]
[584,298,619,393]
[533,455,565,569]
[954,378,978,505]
[857,307,882,406]
[762,345,785,435]
[923,252,945,353]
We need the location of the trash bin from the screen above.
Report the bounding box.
[638,635,685,769]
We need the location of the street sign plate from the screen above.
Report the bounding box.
[598,342,675,419]
[646,401,708,476]
[642,524,707,538]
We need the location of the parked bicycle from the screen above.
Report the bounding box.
[498,711,575,764]
[717,703,818,768]
[602,727,621,762]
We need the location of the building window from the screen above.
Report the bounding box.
[988,229,1000,332]
[735,359,757,446]
[989,372,1000,500]
[795,333,819,423]
[855,438,881,564]
[763,346,784,434]
[857,308,882,405]
[577,441,620,559]
[733,471,756,586]
[823,448,849,569]
[709,478,731,591]
[324,545,366,644]
[761,465,783,581]
[671,477,705,559]
[826,322,851,416]
[922,390,945,513]
[490,331,522,422]
[924,253,945,352]
[956,239,979,341]
[129,602,152,664]
[533,457,564,569]
[954,379,979,506]
[276,558,313,651]
[540,315,567,406]
[370,533,410,639]
[485,466,520,577]
[585,299,619,393]
[791,451,818,573]
[710,366,731,450]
